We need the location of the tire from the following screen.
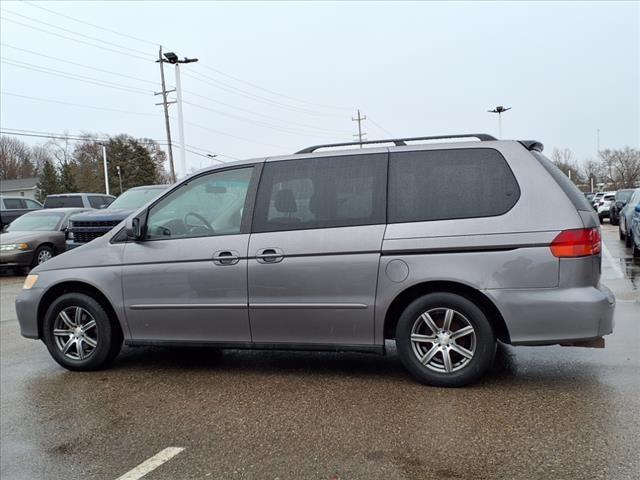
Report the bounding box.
[633,238,640,258]
[598,216,604,224]
[395,292,496,387]
[625,229,632,248]
[32,245,54,267]
[42,293,122,371]
[619,227,625,241]
[610,214,619,226]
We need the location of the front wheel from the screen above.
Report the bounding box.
[32,245,54,267]
[42,293,122,371]
[395,293,496,387]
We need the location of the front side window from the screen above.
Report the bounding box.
[388,148,520,223]
[145,167,253,239]
[24,199,41,209]
[252,154,387,233]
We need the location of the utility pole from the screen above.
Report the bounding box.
[101,143,109,195]
[352,109,367,147]
[159,51,198,179]
[488,105,511,138]
[155,46,177,183]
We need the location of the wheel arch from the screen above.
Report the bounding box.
[382,281,511,344]
[37,281,123,340]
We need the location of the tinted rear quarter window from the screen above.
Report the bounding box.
[388,148,520,223]
[44,196,84,208]
[532,152,593,211]
[2,198,24,209]
[253,153,387,232]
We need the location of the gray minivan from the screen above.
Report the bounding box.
[15,134,615,387]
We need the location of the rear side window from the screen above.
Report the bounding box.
[388,148,520,223]
[2,198,24,209]
[253,154,387,232]
[532,152,593,211]
[44,196,83,208]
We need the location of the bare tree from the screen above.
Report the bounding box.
[551,148,584,185]
[0,136,37,180]
[581,158,603,190]
[599,147,640,189]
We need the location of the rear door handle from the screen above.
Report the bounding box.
[212,250,240,265]
[255,247,284,264]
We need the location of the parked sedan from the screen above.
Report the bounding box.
[0,208,88,270]
[610,189,635,226]
[619,188,640,247]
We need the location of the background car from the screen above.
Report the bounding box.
[0,208,88,271]
[631,204,640,257]
[610,189,635,226]
[597,192,616,223]
[66,185,168,249]
[592,192,605,209]
[0,195,42,229]
[44,193,115,209]
[619,188,640,247]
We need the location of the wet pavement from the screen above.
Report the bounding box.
[1,224,638,480]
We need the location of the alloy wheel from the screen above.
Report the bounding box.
[37,249,53,264]
[410,307,477,373]
[52,306,99,361]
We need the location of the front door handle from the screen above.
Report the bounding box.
[212,250,240,265]
[255,247,284,264]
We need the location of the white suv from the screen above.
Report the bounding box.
[597,192,616,222]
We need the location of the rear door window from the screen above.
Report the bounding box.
[388,148,519,223]
[44,196,84,208]
[252,153,387,232]
[2,198,24,209]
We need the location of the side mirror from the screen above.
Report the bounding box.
[125,216,144,240]
[635,204,640,213]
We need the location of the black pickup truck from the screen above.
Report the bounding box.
[66,185,167,249]
[0,196,43,229]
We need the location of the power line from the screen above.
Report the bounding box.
[1,17,151,62]
[1,58,153,95]
[199,64,350,112]
[0,43,158,86]
[1,7,151,57]
[1,91,159,116]
[184,70,344,118]
[182,89,350,136]
[367,117,395,137]
[184,120,286,149]
[22,0,160,47]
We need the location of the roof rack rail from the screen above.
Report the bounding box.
[295,133,497,154]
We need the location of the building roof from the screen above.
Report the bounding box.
[0,177,39,192]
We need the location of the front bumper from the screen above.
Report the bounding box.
[15,286,45,339]
[485,284,615,345]
[65,240,85,251]
[0,250,34,267]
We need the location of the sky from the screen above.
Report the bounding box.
[1,0,638,176]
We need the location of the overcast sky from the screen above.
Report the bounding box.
[1,1,638,174]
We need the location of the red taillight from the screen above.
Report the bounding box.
[550,228,601,257]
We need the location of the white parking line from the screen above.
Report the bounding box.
[115,447,184,480]
[602,242,625,279]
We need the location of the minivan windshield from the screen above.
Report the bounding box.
[108,187,166,210]
[7,212,64,231]
[615,190,634,202]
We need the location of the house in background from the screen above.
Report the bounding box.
[0,177,39,200]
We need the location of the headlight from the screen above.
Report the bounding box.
[23,274,39,290]
[0,243,29,251]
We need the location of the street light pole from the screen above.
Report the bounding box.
[159,51,198,179]
[101,143,109,195]
[488,106,511,138]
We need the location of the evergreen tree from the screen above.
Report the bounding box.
[36,160,60,201]
[59,161,77,192]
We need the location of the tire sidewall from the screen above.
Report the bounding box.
[32,245,54,267]
[396,293,496,387]
[42,293,114,371]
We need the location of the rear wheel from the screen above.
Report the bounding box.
[625,229,632,248]
[395,293,496,387]
[42,293,122,371]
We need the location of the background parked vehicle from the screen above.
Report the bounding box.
[619,188,640,247]
[597,192,616,223]
[44,193,115,209]
[592,192,605,209]
[0,208,88,271]
[610,189,635,226]
[0,196,43,229]
[631,204,640,257]
[66,185,168,249]
[584,192,595,203]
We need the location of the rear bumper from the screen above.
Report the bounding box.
[485,284,615,345]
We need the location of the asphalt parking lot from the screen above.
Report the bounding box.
[1,224,638,480]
